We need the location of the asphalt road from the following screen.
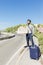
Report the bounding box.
[16,48,41,65]
[0,34,26,65]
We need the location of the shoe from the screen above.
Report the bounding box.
[24,45,29,48]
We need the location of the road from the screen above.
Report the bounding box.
[16,48,41,65]
[0,34,26,65]
[15,36,41,65]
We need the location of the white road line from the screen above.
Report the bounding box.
[5,44,26,65]
[15,48,27,65]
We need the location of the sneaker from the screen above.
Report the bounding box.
[24,46,29,48]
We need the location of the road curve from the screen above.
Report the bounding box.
[0,34,26,65]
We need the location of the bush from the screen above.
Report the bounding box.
[35,27,43,54]
[5,24,26,33]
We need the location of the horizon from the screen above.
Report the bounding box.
[0,0,43,30]
[0,23,43,31]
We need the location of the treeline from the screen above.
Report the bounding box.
[4,24,26,33]
[37,24,43,27]
[2,24,43,33]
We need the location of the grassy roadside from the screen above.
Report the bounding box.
[35,28,43,54]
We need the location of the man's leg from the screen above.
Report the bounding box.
[29,34,34,46]
[26,34,29,46]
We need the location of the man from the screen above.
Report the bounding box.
[25,19,34,48]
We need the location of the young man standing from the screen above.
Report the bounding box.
[25,19,34,47]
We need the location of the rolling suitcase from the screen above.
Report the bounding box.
[29,45,41,60]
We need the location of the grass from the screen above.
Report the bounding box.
[4,24,26,33]
[35,28,43,54]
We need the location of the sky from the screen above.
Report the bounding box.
[0,0,43,30]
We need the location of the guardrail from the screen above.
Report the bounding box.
[0,34,15,40]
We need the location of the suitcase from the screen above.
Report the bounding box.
[29,45,41,60]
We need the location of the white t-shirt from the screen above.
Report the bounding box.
[26,24,34,34]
